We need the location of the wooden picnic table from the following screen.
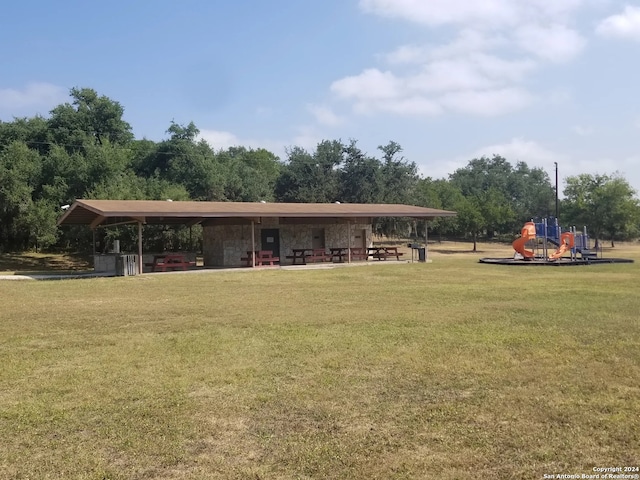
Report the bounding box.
[350,247,368,261]
[286,248,331,264]
[146,253,195,272]
[329,247,348,263]
[367,246,404,261]
[241,250,280,267]
[286,248,311,265]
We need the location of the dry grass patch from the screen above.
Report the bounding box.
[1,246,639,478]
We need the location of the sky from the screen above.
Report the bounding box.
[1,0,640,196]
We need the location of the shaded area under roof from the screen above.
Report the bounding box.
[58,199,457,228]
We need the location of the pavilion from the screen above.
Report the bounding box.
[57,199,457,272]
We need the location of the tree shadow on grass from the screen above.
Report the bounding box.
[0,252,91,273]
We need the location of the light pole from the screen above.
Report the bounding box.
[554,162,559,219]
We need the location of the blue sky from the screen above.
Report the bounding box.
[2,0,640,195]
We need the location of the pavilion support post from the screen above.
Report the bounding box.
[424,220,429,262]
[138,222,143,274]
[347,221,352,263]
[251,220,256,268]
[92,229,96,256]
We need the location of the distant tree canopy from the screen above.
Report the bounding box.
[0,87,638,252]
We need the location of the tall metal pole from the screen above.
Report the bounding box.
[554,162,559,219]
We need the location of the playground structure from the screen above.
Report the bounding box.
[480,217,633,266]
[512,217,597,262]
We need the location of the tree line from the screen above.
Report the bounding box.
[1,87,638,253]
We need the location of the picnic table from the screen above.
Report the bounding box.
[285,248,330,264]
[286,248,310,265]
[367,246,404,261]
[241,250,280,267]
[329,247,349,263]
[350,247,369,261]
[146,253,195,272]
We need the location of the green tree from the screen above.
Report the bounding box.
[0,116,50,155]
[219,146,281,202]
[450,155,554,236]
[562,173,640,247]
[453,195,484,252]
[48,87,134,149]
[0,142,42,250]
[415,178,462,240]
[339,140,383,203]
[378,141,419,204]
[24,199,59,252]
[275,141,343,202]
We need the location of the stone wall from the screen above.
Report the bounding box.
[203,220,372,267]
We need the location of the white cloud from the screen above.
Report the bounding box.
[440,88,534,116]
[359,0,584,28]
[383,44,431,65]
[428,30,507,59]
[572,125,594,136]
[331,69,402,101]
[469,138,568,167]
[198,129,240,150]
[290,126,323,154]
[359,0,521,28]
[307,104,345,127]
[330,50,536,117]
[0,82,67,118]
[515,24,587,63]
[198,128,291,161]
[330,1,590,121]
[596,5,640,41]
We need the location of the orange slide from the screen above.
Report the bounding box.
[512,222,536,259]
[548,232,575,260]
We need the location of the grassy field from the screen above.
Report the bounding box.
[1,243,639,479]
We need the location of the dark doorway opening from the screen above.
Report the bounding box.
[261,228,280,258]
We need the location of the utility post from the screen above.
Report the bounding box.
[554,162,559,219]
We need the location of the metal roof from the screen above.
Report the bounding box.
[58,199,457,228]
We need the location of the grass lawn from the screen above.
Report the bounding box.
[1,243,639,479]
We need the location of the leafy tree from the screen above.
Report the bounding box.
[48,87,134,149]
[275,141,343,202]
[477,187,517,238]
[453,195,484,251]
[24,199,59,252]
[378,141,419,204]
[339,139,383,203]
[0,142,42,250]
[218,146,281,202]
[138,122,225,200]
[450,155,554,237]
[0,116,50,155]
[562,173,640,247]
[415,178,462,240]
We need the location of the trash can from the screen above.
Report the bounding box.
[407,243,426,262]
[115,254,139,276]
